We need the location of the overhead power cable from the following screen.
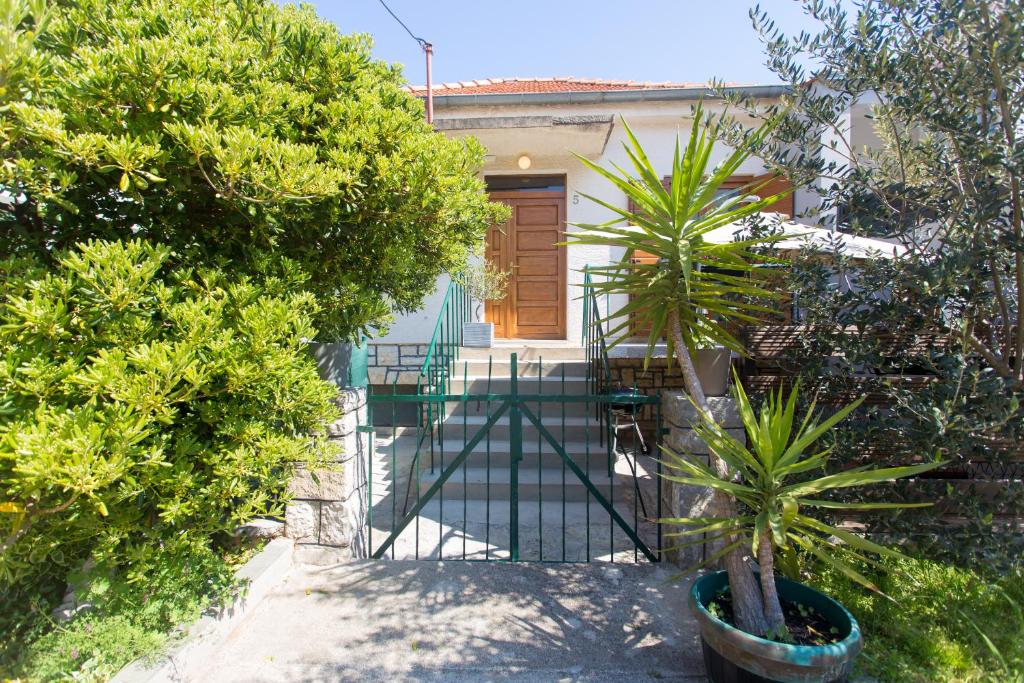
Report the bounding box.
[376,0,428,48]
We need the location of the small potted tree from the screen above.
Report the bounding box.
[459,257,510,348]
[668,376,941,681]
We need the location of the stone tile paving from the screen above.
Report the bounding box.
[197,560,705,682]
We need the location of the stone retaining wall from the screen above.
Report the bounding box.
[285,387,369,561]
[367,343,429,385]
[660,392,742,569]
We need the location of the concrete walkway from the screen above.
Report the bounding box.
[197,560,705,682]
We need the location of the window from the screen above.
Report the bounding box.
[485,175,565,192]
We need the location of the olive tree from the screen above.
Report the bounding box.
[715,0,1024,563]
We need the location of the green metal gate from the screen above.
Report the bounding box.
[367,354,664,562]
[364,274,664,563]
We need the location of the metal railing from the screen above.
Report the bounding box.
[419,278,471,396]
[582,267,613,397]
[364,271,664,562]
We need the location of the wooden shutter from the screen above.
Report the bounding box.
[749,172,794,217]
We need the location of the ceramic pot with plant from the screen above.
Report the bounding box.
[568,103,802,636]
[459,256,510,348]
[664,375,942,682]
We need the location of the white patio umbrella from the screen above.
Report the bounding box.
[596,213,905,260]
[696,213,908,260]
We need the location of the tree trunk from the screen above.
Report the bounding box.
[756,530,787,635]
[668,309,770,637]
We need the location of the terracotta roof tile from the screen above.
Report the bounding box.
[406,77,721,96]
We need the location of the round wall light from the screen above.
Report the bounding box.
[517,154,532,170]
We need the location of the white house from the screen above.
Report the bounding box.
[366,77,878,383]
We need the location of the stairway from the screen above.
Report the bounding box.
[424,345,609,502]
[370,345,655,562]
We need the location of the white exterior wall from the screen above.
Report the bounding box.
[374,99,786,344]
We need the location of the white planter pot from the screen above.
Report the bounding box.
[463,322,494,348]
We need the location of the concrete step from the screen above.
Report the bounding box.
[442,394,595,419]
[445,375,589,395]
[452,359,590,378]
[373,434,614,469]
[457,345,586,361]
[379,415,602,441]
[418,466,613,502]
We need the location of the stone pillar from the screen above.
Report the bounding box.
[661,392,744,570]
[285,387,370,563]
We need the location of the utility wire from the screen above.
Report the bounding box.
[376,0,428,48]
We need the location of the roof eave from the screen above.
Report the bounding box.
[421,84,791,107]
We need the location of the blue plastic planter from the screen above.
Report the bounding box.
[690,570,863,683]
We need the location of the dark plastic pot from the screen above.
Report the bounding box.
[307,341,368,388]
[690,570,863,683]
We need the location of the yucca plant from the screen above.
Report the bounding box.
[664,375,944,637]
[568,104,793,634]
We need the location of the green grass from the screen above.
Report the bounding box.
[809,556,1024,683]
[1,541,263,682]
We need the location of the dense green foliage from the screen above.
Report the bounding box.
[811,556,1024,682]
[717,0,1024,565]
[0,240,338,668]
[1,0,504,338]
[5,542,256,681]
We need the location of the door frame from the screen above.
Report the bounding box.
[487,182,568,340]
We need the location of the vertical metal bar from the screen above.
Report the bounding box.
[457,282,463,359]
[438,338,446,561]
[584,378,591,561]
[485,354,492,561]
[633,403,639,565]
[391,376,398,560]
[462,360,468,560]
[367,401,374,557]
[537,355,543,562]
[509,352,521,562]
[656,399,663,563]
[415,392,421,560]
[561,360,566,562]
[428,358,436,475]
[608,400,614,563]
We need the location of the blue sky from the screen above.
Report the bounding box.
[303,1,822,87]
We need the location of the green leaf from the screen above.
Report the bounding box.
[781,461,946,498]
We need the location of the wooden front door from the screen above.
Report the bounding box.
[485,190,567,339]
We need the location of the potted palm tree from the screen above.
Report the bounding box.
[569,106,942,681]
[568,105,795,636]
[672,376,940,681]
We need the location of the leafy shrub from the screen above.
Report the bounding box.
[0,240,338,658]
[6,542,255,681]
[811,556,1024,682]
[1,0,507,339]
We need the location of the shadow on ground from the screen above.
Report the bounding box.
[198,559,705,682]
